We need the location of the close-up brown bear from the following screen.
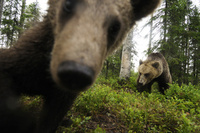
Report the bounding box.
[137,53,172,94]
[0,0,161,133]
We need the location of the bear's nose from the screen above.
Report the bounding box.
[57,61,94,92]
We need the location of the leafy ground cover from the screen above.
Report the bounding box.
[58,76,200,133]
[22,75,200,133]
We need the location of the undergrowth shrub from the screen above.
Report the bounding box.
[96,72,138,92]
[166,83,200,103]
[63,75,200,132]
[20,73,200,132]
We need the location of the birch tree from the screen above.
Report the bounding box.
[119,29,133,79]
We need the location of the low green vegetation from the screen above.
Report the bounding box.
[22,74,200,133]
[56,74,200,133]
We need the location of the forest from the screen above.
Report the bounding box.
[0,0,200,132]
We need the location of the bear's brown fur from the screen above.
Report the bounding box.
[0,0,161,132]
[137,53,172,94]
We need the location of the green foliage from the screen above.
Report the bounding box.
[19,74,200,132]
[166,83,200,103]
[149,0,200,85]
[101,48,122,79]
[20,95,42,110]
[60,74,200,132]
[96,72,138,91]
[94,125,106,133]
[20,95,42,118]
[24,2,41,29]
[0,1,41,47]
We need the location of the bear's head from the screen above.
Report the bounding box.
[138,60,163,86]
[48,0,161,93]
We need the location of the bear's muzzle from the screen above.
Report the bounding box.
[57,61,95,92]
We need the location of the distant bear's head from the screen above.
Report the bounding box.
[138,60,163,86]
[48,0,161,93]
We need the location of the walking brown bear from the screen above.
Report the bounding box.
[0,0,161,132]
[137,53,172,94]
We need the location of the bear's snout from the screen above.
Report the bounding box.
[57,61,94,92]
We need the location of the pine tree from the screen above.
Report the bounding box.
[151,0,197,85]
[189,6,200,84]
[0,0,4,27]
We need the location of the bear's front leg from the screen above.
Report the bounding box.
[137,83,152,93]
[158,83,169,95]
[0,72,36,133]
[36,89,78,133]
[147,83,153,93]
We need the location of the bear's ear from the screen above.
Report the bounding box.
[139,60,143,65]
[152,61,159,69]
[131,0,161,21]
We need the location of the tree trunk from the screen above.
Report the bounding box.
[18,0,26,37]
[106,60,109,79]
[161,0,168,56]
[0,0,4,27]
[185,0,190,84]
[148,13,153,53]
[119,30,133,80]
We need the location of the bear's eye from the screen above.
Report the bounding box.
[63,0,76,12]
[144,73,150,77]
[107,18,121,49]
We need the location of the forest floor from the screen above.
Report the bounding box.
[22,76,200,133]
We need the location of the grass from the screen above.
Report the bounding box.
[22,74,200,133]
